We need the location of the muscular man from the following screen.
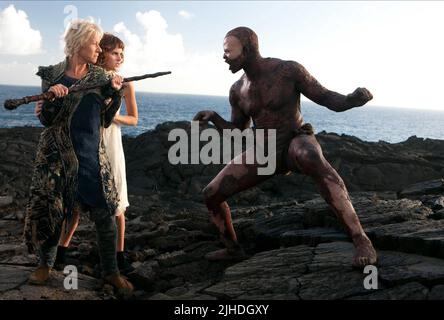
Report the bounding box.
[193,27,377,267]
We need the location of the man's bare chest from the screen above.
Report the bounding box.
[237,77,295,116]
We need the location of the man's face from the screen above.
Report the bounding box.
[223,36,244,73]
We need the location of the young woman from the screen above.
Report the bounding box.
[54,33,138,274]
[27,20,133,295]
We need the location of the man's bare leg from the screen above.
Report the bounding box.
[287,134,377,267]
[203,150,273,260]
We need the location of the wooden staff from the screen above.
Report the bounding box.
[4,71,172,110]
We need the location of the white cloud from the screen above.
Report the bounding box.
[178,10,194,20]
[114,11,185,69]
[113,10,236,96]
[0,5,42,55]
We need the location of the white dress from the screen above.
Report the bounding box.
[103,106,129,215]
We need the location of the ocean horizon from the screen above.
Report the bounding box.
[0,84,443,143]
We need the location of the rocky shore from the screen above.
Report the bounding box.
[0,122,443,300]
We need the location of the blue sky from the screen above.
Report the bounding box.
[1,1,444,111]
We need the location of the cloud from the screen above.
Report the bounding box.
[0,62,39,86]
[113,10,237,96]
[0,5,42,55]
[178,10,194,20]
[114,11,185,69]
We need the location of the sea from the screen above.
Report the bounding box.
[0,84,443,143]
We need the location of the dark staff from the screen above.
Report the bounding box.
[4,71,172,110]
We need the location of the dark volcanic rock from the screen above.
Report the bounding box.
[1,124,443,207]
[128,260,160,291]
[429,285,444,299]
[203,241,444,300]
[0,265,104,300]
[316,134,444,192]
[233,195,442,260]
[0,124,443,300]
[203,245,313,299]
[398,179,444,198]
[0,196,13,207]
[0,127,41,207]
[121,122,444,200]
[348,282,429,300]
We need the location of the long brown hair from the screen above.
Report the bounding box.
[96,33,125,67]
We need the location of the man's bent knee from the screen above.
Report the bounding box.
[293,147,323,173]
[203,184,217,201]
[203,183,228,213]
[203,184,218,208]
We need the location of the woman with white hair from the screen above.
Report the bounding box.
[51,33,138,275]
[24,19,133,296]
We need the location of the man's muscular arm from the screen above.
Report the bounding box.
[289,61,373,112]
[193,82,250,130]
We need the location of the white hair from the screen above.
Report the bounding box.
[64,19,103,57]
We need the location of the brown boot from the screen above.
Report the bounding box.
[28,266,51,285]
[104,273,134,297]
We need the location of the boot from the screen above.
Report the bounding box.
[104,272,134,297]
[28,266,51,285]
[117,251,135,275]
